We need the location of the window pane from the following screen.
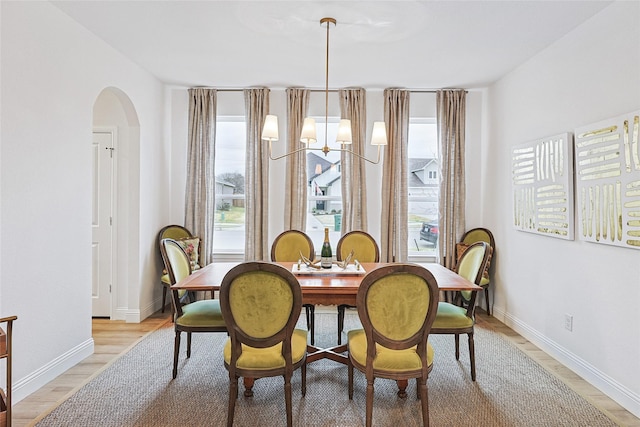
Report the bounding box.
[214,119,246,252]
[408,121,439,255]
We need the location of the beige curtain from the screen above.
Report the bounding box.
[185,88,216,265]
[339,88,368,234]
[244,88,270,261]
[380,89,410,262]
[284,88,310,231]
[437,89,467,269]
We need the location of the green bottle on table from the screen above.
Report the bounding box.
[321,227,332,269]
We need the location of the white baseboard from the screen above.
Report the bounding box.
[113,307,141,323]
[493,307,640,419]
[12,337,94,403]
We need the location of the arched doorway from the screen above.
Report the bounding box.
[92,87,140,319]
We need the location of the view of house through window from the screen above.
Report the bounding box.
[408,119,439,257]
[305,119,342,250]
[304,117,439,256]
[213,118,246,253]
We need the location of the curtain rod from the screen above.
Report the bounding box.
[191,87,466,93]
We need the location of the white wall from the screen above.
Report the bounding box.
[0,2,168,400]
[486,1,640,416]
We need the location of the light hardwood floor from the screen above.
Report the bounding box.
[12,309,640,427]
[13,310,172,427]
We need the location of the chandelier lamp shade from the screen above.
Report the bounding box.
[261,17,387,163]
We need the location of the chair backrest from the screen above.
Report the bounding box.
[158,224,202,269]
[160,238,193,285]
[458,228,494,282]
[158,225,193,248]
[461,228,495,251]
[336,230,380,262]
[160,238,192,315]
[219,262,302,355]
[455,241,491,308]
[456,241,490,285]
[271,230,315,262]
[356,264,439,357]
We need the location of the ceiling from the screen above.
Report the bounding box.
[52,1,613,90]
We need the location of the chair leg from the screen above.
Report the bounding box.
[337,305,345,345]
[284,373,293,427]
[305,305,311,327]
[306,305,315,346]
[161,286,167,313]
[419,378,430,427]
[453,291,463,307]
[468,332,476,381]
[301,361,307,397]
[173,331,181,379]
[454,334,460,360]
[365,378,374,427]
[227,374,238,427]
[348,360,354,400]
[169,293,176,323]
[187,332,192,358]
[484,286,491,316]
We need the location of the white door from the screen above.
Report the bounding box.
[92,131,114,317]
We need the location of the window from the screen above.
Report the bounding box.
[408,119,439,257]
[305,118,342,251]
[213,117,246,253]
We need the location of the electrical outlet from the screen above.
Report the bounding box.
[564,314,573,331]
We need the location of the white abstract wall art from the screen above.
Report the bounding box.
[511,132,574,240]
[574,110,640,250]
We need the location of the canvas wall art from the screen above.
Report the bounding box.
[511,132,574,240]
[574,110,640,249]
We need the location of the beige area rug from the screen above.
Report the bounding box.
[34,312,618,427]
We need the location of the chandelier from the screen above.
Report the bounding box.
[261,17,387,163]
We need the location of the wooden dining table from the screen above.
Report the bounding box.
[172,261,481,397]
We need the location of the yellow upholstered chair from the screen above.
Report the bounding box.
[336,230,380,344]
[457,227,495,315]
[431,241,490,381]
[271,230,317,344]
[347,264,439,427]
[157,225,202,313]
[160,238,226,379]
[219,262,307,427]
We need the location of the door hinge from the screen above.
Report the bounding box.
[109,284,112,293]
[110,217,113,226]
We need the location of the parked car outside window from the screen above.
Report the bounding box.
[419,222,438,245]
